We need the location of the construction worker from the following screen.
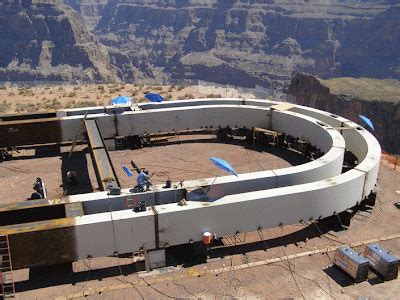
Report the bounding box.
[136,169,151,191]
[31,177,47,199]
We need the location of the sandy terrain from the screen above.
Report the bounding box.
[111,134,304,189]
[0,83,262,114]
[0,135,303,203]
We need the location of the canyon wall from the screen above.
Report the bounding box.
[1,1,399,86]
[288,73,400,154]
[0,0,117,82]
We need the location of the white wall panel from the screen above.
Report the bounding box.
[74,210,155,259]
[157,169,365,247]
[272,110,334,153]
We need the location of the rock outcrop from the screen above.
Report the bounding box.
[288,73,400,154]
[90,0,399,87]
[1,1,400,85]
[0,0,117,82]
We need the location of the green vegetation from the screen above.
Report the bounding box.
[320,77,400,103]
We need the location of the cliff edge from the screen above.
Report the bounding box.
[288,73,400,154]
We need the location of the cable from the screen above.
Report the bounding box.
[82,256,146,300]
[106,194,146,299]
[79,257,92,291]
[312,221,338,266]
[336,214,357,245]
[257,227,334,298]
[107,192,174,299]
[171,270,199,299]
[278,226,305,300]
[312,221,342,246]
[139,276,175,299]
[272,262,334,299]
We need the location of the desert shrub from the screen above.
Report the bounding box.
[164,94,173,101]
[206,93,222,98]
[152,85,162,91]
[0,100,11,113]
[68,92,76,98]
[18,89,35,96]
[15,102,38,113]
[44,99,62,110]
[0,86,6,90]
[108,83,119,89]
[8,92,15,96]
[14,102,24,112]
[177,85,184,91]
[70,100,98,108]
[73,86,81,90]
[184,93,194,99]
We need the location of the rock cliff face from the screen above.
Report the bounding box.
[0,0,117,82]
[288,73,400,154]
[88,0,399,87]
[1,1,400,85]
[63,0,107,29]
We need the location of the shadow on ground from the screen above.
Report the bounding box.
[61,149,93,195]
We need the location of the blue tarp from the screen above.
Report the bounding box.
[111,95,132,105]
[145,93,164,103]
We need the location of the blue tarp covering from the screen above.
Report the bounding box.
[111,95,132,105]
[145,93,164,103]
